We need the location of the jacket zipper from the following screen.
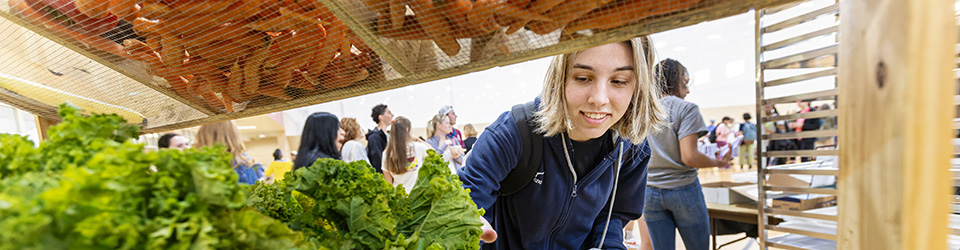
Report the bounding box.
[545,134,582,249]
[544,136,625,249]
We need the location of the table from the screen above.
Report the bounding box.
[706,202,784,250]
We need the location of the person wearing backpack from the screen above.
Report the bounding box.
[459,37,666,249]
[738,113,758,169]
[643,59,732,250]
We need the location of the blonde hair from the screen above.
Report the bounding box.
[463,124,478,137]
[195,120,250,165]
[534,36,666,143]
[340,117,362,141]
[425,114,448,138]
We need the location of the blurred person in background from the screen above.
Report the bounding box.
[738,113,757,169]
[158,133,189,150]
[463,124,479,153]
[426,113,464,174]
[366,104,393,173]
[265,149,293,182]
[714,116,734,147]
[340,117,370,164]
[381,117,431,193]
[439,105,465,147]
[195,121,263,185]
[789,100,820,162]
[643,59,732,250]
[294,112,345,170]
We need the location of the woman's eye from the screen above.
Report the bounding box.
[574,76,590,82]
[612,79,628,85]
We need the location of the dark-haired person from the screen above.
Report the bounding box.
[789,100,820,162]
[265,149,293,181]
[738,113,757,169]
[366,104,394,173]
[294,112,345,170]
[643,59,732,250]
[158,133,189,150]
[381,117,431,193]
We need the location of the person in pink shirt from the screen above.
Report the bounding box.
[714,116,734,147]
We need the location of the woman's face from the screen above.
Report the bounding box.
[169,136,189,151]
[436,117,452,135]
[336,128,345,150]
[564,42,637,141]
[677,70,690,99]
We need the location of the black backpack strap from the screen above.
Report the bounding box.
[498,101,543,196]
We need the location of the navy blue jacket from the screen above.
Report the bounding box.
[365,128,387,173]
[460,110,650,250]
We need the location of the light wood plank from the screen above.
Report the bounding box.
[837,0,955,249]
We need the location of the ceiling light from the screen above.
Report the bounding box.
[707,34,722,40]
[238,126,257,130]
[258,134,266,138]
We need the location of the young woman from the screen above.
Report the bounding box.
[643,59,732,250]
[381,117,431,193]
[293,112,345,170]
[459,37,666,249]
[463,124,479,153]
[339,117,370,164]
[195,121,263,185]
[158,133,189,150]
[425,114,464,174]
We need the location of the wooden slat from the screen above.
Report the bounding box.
[765,168,839,175]
[763,1,804,15]
[763,4,839,33]
[766,208,838,221]
[765,242,812,250]
[762,89,838,105]
[762,129,837,140]
[763,68,836,87]
[763,45,838,69]
[0,88,59,122]
[763,149,839,157]
[762,109,838,123]
[837,0,955,248]
[767,225,838,241]
[764,186,837,195]
[764,26,839,51]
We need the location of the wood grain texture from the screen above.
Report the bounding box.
[837,0,955,249]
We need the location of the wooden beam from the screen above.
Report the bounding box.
[0,12,218,116]
[35,114,58,142]
[838,0,955,249]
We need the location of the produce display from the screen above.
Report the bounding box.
[247,151,484,249]
[9,0,378,112]
[0,104,483,249]
[367,0,703,57]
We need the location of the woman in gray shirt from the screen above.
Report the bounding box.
[643,59,732,250]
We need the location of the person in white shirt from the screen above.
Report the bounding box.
[382,116,430,193]
[339,117,370,164]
